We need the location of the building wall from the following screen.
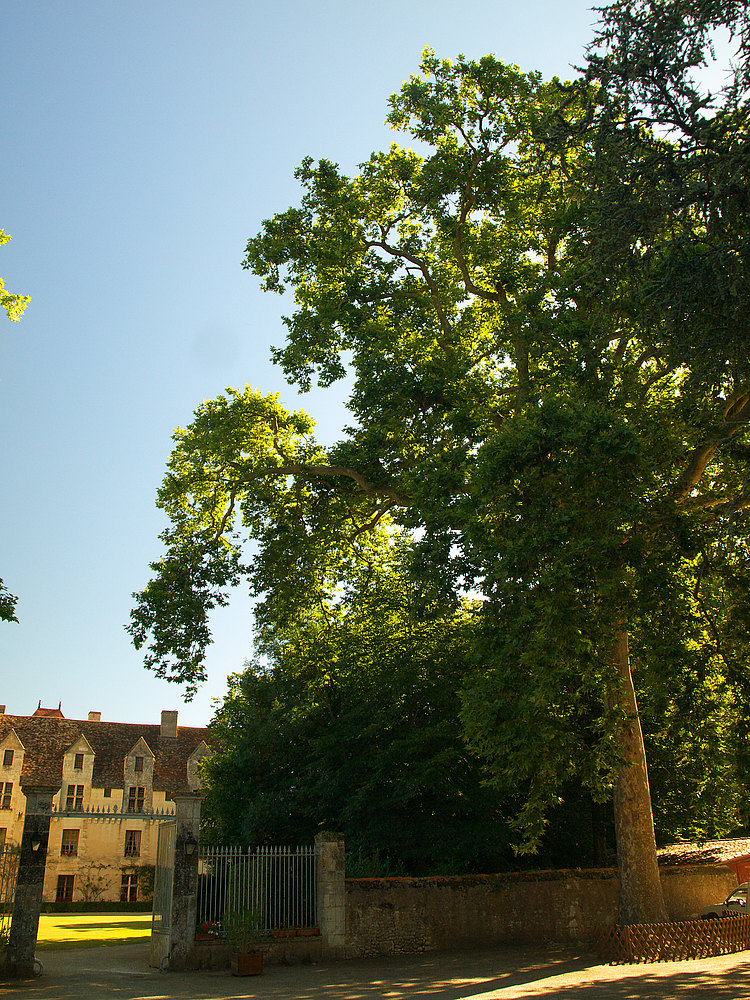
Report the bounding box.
[0,779,168,904]
[0,733,26,847]
[41,794,174,903]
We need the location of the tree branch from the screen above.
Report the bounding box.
[674,394,750,504]
[679,488,750,513]
[346,499,400,540]
[363,239,455,348]
[227,457,412,506]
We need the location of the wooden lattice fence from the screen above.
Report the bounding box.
[594,914,750,964]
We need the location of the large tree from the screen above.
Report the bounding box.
[132,7,750,923]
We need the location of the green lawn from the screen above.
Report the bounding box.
[36,913,152,950]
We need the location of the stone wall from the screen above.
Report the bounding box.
[181,831,739,968]
[661,864,735,921]
[344,865,737,958]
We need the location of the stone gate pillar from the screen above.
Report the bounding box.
[315,831,345,957]
[5,784,59,978]
[167,791,203,970]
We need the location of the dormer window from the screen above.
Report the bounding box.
[2,750,13,767]
[127,787,145,813]
[125,739,153,787]
[65,736,94,778]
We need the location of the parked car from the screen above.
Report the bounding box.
[701,883,748,919]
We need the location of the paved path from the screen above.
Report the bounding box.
[2,942,750,999]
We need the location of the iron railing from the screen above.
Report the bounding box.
[197,844,317,932]
[0,845,20,943]
[51,804,176,818]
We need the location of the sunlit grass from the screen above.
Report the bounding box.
[36,913,151,950]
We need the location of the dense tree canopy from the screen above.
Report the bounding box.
[132,2,750,922]
[202,528,635,873]
[202,532,520,875]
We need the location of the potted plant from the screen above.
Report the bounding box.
[195,919,222,941]
[223,909,264,976]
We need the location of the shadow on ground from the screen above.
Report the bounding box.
[3,943,750,999]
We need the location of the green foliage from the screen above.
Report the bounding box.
[344,847,408,879]
[222,909,263,953]
[588,0,749,127]
[128,388,322,699]
[202,536,518,875]
[0,579,18,624]
[636,533,750,843]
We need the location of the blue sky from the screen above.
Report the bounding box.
[1,0,599,727]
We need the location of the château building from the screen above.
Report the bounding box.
[0,704,210,904]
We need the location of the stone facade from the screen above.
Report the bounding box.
[0,705,209,904]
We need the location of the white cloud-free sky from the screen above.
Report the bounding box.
[1,0,599,727]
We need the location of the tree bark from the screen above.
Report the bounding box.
[609,628,667,925]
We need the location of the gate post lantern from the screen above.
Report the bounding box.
[5,784,59,978]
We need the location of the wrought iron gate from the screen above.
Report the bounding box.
[0,844,20,944]
[197,844,317,931]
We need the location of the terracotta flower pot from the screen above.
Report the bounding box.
[231,951,263,976]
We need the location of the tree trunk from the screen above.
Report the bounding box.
[609,628,667,925]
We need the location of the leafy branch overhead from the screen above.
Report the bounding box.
[128,388,415,697]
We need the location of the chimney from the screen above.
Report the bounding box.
[0,706,5,715]
[161,710,178,739]
[88,711,101,722]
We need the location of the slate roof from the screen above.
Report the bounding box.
[0,713,211,792]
